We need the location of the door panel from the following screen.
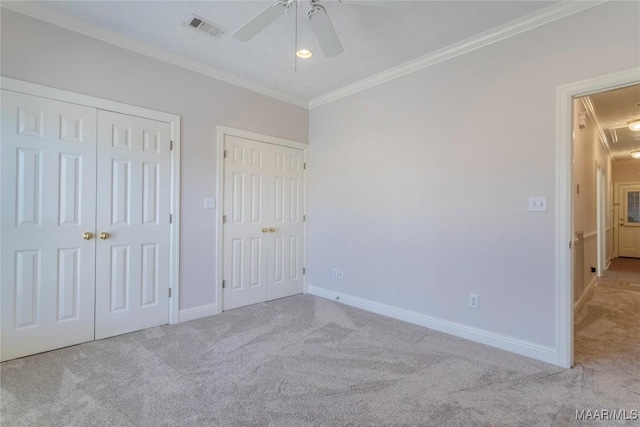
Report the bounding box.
[95,110,171,339]
[222,135,305,310]
[1,90,97,361]
[223,136,270,310]
[267,145,305,301]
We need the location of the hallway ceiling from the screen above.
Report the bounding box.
[589,84,640,160]
[24,0,559,102]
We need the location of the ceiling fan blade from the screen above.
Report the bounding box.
[308,6,343,57]
[233,1,290,41]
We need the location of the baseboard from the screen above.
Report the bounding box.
[307,286,557,365]
[574,276,597,313]
[178,303,218,323]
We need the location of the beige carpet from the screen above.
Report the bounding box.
[1,293,638,426]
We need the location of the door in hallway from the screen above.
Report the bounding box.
[618,184,640,258]
[222,135,305,310]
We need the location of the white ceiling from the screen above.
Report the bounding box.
[28,0,559,102]
[588,84,640,160]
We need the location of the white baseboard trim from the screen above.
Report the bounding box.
[307,285,557,365]
[574,276,597,314]
[178,304,218,323]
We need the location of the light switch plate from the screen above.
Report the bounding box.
[529,196,547,212]
[204,197,216,209]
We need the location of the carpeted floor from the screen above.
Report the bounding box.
[1,292,638,426]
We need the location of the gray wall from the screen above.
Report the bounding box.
[1,9,309,311]
[308,1,639,348]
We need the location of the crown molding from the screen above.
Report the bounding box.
[581,96,613,157]
[613,158,640,166]
[309,0,608,109]
[1,1,309,109]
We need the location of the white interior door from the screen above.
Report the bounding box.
[618,184,640,258]
[94,110,171,339]
[1,90,97,361]
[222,136,270,310]
[267,144,305,301]
[222,135,305,310]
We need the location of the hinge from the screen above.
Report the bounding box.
[222,280,226,289]
[224,150,228,159]
[169,288,172,298]
[303,267,306,275]
[223,215,227,223]
[169,214,173,224]
[303,215,306,222]
[170,140,173,151]
[303,162,306,170]
[569,241,572,249]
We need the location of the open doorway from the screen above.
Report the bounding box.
[571,83,640,369]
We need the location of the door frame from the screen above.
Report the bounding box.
[216,126,308,314]
[556,67,639,368]
[595,162,606,276]
[0,76,182,325]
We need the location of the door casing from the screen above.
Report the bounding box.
[556,67,639,368]
[0,76,182,325]
[216,126,308,314]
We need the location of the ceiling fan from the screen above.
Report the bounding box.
[233,0,344,57]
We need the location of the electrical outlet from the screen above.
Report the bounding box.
[469,293,479,309]
[332,268,338,279]
[338,270,344,279]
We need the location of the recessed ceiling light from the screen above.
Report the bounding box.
[296,49,313,59]
[630,151,640,159]
[628,119,640,132]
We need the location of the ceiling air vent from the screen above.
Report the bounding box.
[185,14,226,39]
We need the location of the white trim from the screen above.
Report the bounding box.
[573,276,597,314]
[1,2,307,109]
[308,286,557,365]
[556,67,640,369]
[1,76,183,326]
[178,304,218,323]
[216,126,308,313]
[581,97,612,157]
[309,0,606,108]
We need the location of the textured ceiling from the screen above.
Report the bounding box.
[31,0,558,101]
[588,84,640,160]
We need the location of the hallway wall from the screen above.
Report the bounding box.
[572,100,612,303]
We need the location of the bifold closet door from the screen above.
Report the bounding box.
[222,135,304,311]
[94,110,171,339]
[1,90,97,361]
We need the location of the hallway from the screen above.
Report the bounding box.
[574,258,640,372]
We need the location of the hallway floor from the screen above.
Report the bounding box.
[574,258,640,373]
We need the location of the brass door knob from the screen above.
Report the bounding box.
[83,232,94,240]
[99,232,110,240]
[261,227,269,233]
[269,227,276,233]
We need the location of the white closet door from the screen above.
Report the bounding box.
[222,135,270,310]
[267,144,305,301]
[94,110,171,339]
[222,135,305,310]
[1,90,97,361]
